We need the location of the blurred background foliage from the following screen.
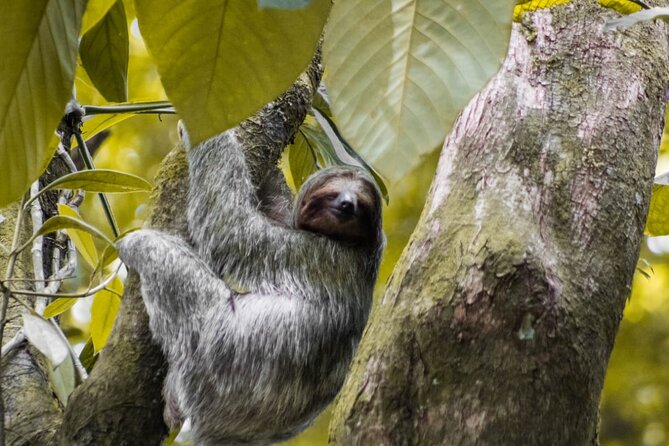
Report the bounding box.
[63,14,668,446]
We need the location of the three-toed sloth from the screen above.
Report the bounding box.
[118,124,384,445]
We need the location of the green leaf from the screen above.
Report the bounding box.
[44,298,79,319]
[78,337,99,372]
[645,174,669,236]
[0,0,86,207]
[38,169,152,195]
[299,115,338,167]
[323,0,515,181]
[80,0,129,103]
[17,215,115,255]
[135,0,331,146]
[604,7,669,31]
[289,132,318,189]
[48,354,76,405]
[90,243,120,286]
[164,429,179,446]
[81,0,117,34]
[22,314,70,366]
[100,243,120,269]
[90,276,122,352]
[57,204,100,269]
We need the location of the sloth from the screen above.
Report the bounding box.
[117,126,384,445]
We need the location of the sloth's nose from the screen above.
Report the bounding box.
[335,193,356,215]
[338,200,354,214]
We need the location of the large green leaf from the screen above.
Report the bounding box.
[0,0,86,206]
[135,0,331,146]
[80,0,129,102]
[324,0,515,181]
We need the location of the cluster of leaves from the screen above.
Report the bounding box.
[0,0,516,207]
[15,169,151,402]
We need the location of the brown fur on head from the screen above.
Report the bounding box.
[294,167,383,249]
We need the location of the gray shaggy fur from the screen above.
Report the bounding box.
[117,129,383,445]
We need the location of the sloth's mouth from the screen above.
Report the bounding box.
[328,206,355,220]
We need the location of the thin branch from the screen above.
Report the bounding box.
[1,277,76,283]
[83,101,172,115]
[57,143,78,172]
[0,332,26,357]
[72,131,120,238]
[46,235,76,294]
[57,146,85,207]
[29,182,47,315]
[5,268,119,299]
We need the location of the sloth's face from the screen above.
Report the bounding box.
[296,171,380,246]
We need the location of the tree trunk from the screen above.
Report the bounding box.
[330,2,669,445]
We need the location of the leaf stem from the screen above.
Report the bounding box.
[83,101,173,115]
[72,131,120,238]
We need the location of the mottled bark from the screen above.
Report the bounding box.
[0,150,90,445]
[59,61,321,444]
[331,2,669,445]
[0,203,63,446]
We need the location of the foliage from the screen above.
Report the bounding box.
[135,0,331,147]
[324,0,515,181]
[80,0,130,102]
[0,0,85,206]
